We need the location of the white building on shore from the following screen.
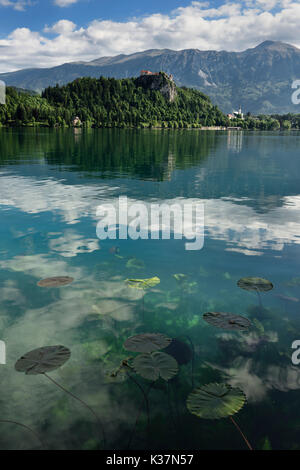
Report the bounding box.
[227,106,244,120]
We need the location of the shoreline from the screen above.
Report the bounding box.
[0,125,298,131]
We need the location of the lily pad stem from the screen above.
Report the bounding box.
[0,420,45,448]
[44,373,106,448]
[142,295,145,322]
[176,334,195,388]
[127,372,150,428]
[229,416,253,450]
[166,382,177,430]
[127,381,155,449]
[255,287,263,313]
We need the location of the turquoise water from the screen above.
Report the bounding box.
[0,127,300,450]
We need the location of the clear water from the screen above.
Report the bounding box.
[0,127,300,450]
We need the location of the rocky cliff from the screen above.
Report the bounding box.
[134,72,177,102]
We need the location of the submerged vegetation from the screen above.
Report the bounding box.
[8,256,291,451]
[15,345,106,448]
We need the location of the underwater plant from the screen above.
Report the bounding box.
[237,277,273,314]
[126,258,145,270]
[187,383,252,450]
[37,276,74,287]
[15,345,106,448]
[252,318,265,336]
[203,312,252,331]
[174,273,197,293]
[125,277,160,320]
[109,357,133,379]
[173,273,187,282]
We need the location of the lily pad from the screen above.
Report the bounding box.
[203,312,251,331]
[133,351,178,381]
[37,276,74,287]
[15,345,71,375]
[125,277,160,290]
[124,333,172,353]
[187,383,246,419]
[237,277,273,292]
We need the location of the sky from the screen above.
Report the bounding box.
[0,0,300,73]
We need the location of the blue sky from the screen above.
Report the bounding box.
[0,1,208,34]
[0,0,299,72]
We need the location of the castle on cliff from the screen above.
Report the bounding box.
[140,70,173,81]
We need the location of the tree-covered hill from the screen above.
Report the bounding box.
[0,74,228,128]
[41,74,228,128]
[0,86,57,127]
[1,76,300,130]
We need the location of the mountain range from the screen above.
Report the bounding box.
[1,40,300,114]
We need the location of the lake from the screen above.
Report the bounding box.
[0,127,300,450]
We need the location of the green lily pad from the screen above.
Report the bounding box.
[37,276,74,287]
[133,351,178,381]
[15,345,71,375]
[203,312,251,331]
[187,383,246,419]
[125,277,160,290]
[124,333,172,353]
[237,277,273,292]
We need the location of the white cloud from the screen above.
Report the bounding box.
[0,0,32,10]
[44,19,77,34]
[54,0,79,6]
[210,356,300,403]
[49,230,100,257]
[0,0,300,72]
[1,169,300,255]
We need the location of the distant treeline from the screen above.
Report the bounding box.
[0,76,300,130]
[226,113,300,130]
